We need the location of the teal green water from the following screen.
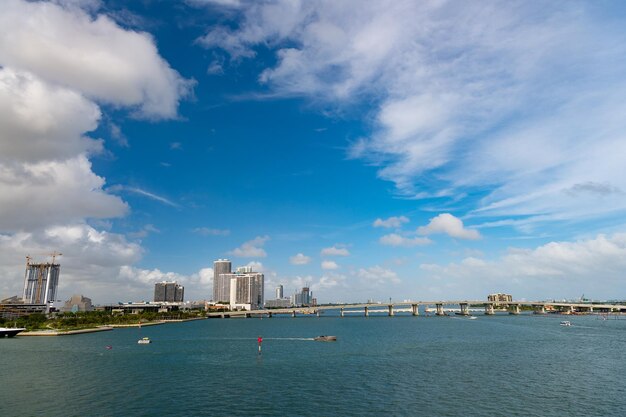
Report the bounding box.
[1,314,625,416]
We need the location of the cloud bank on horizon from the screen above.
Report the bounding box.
[1,0,626,303]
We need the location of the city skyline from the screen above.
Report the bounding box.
[2,0,626,304]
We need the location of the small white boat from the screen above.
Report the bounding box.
[138,337,151,344]
[314,335,337,342]
[0,327,25,338]
[560,321,571,326]
[468,316,477,320]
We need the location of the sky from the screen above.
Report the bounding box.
[1,0,626,304]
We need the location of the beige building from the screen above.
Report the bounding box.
[488,293,513,306]
[62,294,93,312]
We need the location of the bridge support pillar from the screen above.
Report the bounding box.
[388,305,395,316]
[245,313,251,318]
[268,312,273,318]
[292,310,296,318]
[436,303,445,316]
[510,305,520,315]
[485,305,495,315]
[412,304,419,316]
[459,303,470,316]
[534,305,546,315]
[364,306,369,317]
[316,310,320,317]
[569,305,575,314]
[340,308,344,318]
[589,306,594,313]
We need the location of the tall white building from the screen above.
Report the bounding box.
[275,285,283,299]
[226,270,264,311]
[213,259,232,302]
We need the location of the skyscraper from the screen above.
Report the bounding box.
[275,285,283,299]
[224,267,264,310]
[213,259,232,302]
[22,260,60,304]
[154,281,184,302]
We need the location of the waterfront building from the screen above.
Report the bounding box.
[488,293,513,306]
[213,259,232,302]
[62,294,93,312]
[292,287,313,307]
[225,268,264,310]
[22,260,60,305]
[275,285,283,299]
[265,298,291,308]
[154,281,184,302]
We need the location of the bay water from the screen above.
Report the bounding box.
[1,313,625,416]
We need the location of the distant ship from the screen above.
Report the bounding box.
[0,327,25,338]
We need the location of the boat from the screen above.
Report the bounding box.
[0,327,25,338]
[560,321,571,326]
[468,316,478,320]
[314,335,337,342]
[137,337,151,344]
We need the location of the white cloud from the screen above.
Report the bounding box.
[379,233,431,247]
[354,265,400,285]
[0,68,102,162]
[0,0,193,119]
[0,156,128,232]
[117,265,214,301]
[199,0,626,228]
[193,227,231,236]
[229,236,269,258]
[107,185,179,207]
[373,215,409,228]
[321,260,338,270]
[417,213,480,240]
[290,253,311,265]
[418,234,626,300]
[321,245,350,256]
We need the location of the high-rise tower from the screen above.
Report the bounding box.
[212,259,232,302]
[22,257,60,304]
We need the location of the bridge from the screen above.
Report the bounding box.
[206,300,626,318]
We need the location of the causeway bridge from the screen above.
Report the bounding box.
[207,300,626,318]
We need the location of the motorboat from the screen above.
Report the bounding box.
[0,327,25,338]
[138,337,151,344]
[468,316,478,320]
[560,321,571,326]
[314,335,337,342]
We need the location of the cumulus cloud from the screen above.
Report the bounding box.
[379,233,431,247]
[417,213,480,240]
[198,0,626,228]
[354,266,400,285]
[0,0,193,119]
[0,0,192,302]
[290,253,311,265]
[419,234,626,300]
[373,216,409,228]
[321,260,338,270]
[0,156,128,232]
[229,236,269,258]
[321,245,350,256]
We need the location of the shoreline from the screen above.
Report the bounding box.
[17,317,205,336]
[20,326,114,336]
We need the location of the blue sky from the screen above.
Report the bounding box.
[2,0,626,303]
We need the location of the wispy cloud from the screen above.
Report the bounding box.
[198,0,626,230]
[193,227,230,236]
[108,185,179,207]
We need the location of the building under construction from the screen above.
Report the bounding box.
[22,258,61,304]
